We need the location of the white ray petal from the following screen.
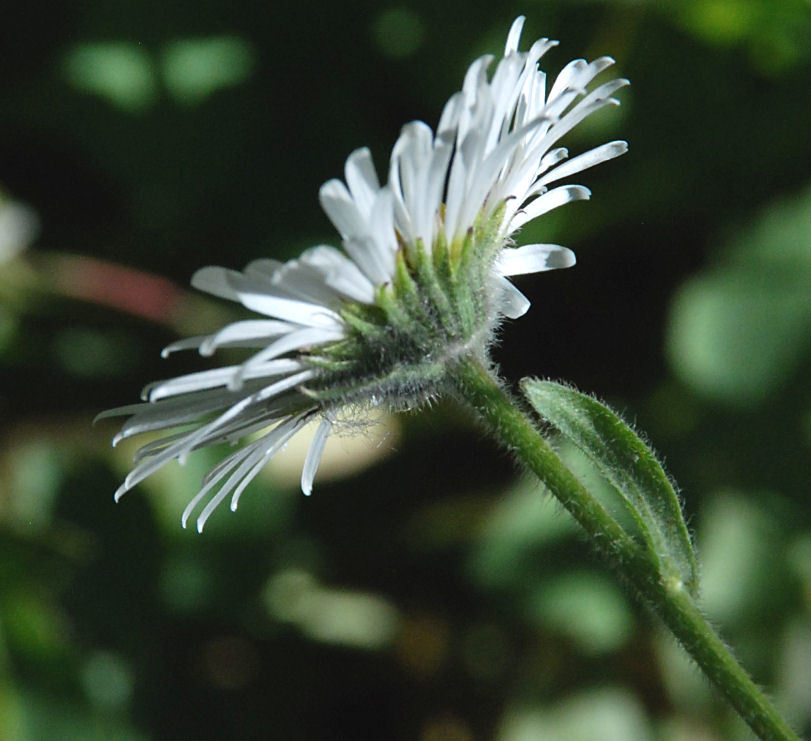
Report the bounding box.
[195,416,306,531]
[344,147,380,218]
[525,37,557,69]
[323,269,375,303]
[495,244,576,276]
[190,266,242,301]
[148,359,303,401]
[546,58,588,104]
[301,414,334,496]
[443,145,468,244]
[538,140,628,187]
[244,259,284,281]
[271,261,345,306]
[391,122,434,215]
[132,430,198,465]
[229,415,308,512]
[235,291,343,328]
[542,79,629,149]
[109,389,242,443]
[161,335,210,357]
[199,320,298,356]
[118,370,315,494]
[180,444,256,526]
[437,91,463,136]
[495,276,531,319]
[505,16,525,55]
[462,55,493,102]
[343,236,391,286]
[319,179,366,239]
[298,245,376,302]
[510,184,591,231]
[230,327,343,389]
[367,187,397,273]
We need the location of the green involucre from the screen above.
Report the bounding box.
[303,206,508,412]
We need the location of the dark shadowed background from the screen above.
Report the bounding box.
[1,1,809,739]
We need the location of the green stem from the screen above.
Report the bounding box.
[451,356,799,741]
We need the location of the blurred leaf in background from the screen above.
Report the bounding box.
[667,185,811,406]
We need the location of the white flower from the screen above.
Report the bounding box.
[101,16,627,531]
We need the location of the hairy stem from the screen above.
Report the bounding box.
[451,356,799,741]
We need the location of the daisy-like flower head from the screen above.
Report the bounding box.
[100,17,628,531]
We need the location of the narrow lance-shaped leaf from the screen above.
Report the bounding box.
[521,379,699,596]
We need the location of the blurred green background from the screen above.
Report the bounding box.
[1,1,809,739]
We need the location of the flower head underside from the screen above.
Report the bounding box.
[100,16,628,531]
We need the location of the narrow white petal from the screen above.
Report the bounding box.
[231,327,343,389]
[236,292,343,328]
[319,179,366,239]
[190,266,242,301]
[495,276,531,319]
[110,389,241,443]
[199,320,297,356]
[542,79,629,149]
[148,359,302,401]
[195,424,291,531]
[191,265,344,328]
[538,140,628,187]
[301,415,333,496]
[510,185,591,231]
[443,145,468,244]
[132,430,197,465]
[505,16,525,55]
[539,147,569,174]
[495,244,576,276]
[121,370,315,491]
[437,91,463,136]
[367,187,397,273]
[229,415,308,512]
[244,259,284,281]
[161,335,209,357]
[180,444,255,527]
[525,37,557,68]
[323,270,375,304]
[546,58,588,104]
[462,55,493,102]
[390,122,434,214]
[460,111,552,228]
[343,236,391,286]
[298,244,346,269]
[417,139,453,247]
[344,147,380,218]
[299,245,376,302]
[272,262,346,305]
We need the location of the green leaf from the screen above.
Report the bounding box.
[521,379,699,596]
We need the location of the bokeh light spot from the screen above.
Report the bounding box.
[529,572,633,655]
[264,568,400,650]
[497,687,651,741]
[698,491,782,624]
[161,36,255,105]
[81,651,134,708]
[63,42,157,112]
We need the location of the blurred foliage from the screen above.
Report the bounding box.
[667,184,811,405]
[1,1,809,739]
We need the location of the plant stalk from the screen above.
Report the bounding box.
[451,356,799,741]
